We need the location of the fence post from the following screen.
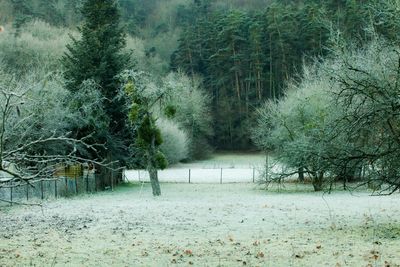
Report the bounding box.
[65,177,68,196]
[95,173,98,192]
[41,180,44,200]
[138,170,141,182]
[188,169,191,184]
[10,186,12,206]
[220,168,223,184]
[253,168,255,183]
[266,154,269,181]
[111,169,114,192]
[86,171,89,193]
[55,179,57,199]
[75,172,78,195]
[26,183,29,201]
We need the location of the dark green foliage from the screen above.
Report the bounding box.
[172,0,400,150]
[62,0,131,164]
[172,1,332,150]
[164,105,177,119]
[36,0,65,26]
[137,115,163,146]
[63,0,128,94]
[128,103,140,122]
[155,151,168,170]
[11,0,33,36]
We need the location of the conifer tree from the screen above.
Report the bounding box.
[62,0,131,165]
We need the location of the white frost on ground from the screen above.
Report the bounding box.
[1,183,400,266]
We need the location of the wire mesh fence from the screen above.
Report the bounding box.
[0,171,98,205]
[124,167,265,184]
[0,167,129,206]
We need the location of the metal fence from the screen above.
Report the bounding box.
[124,167,264,184]
[0,171,99,205]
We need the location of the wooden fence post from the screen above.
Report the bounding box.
[86,171,89,193]
[220,168,223,184]
[41,180,44,200]
[189,169,191,184]
[75,172,78,195]
[111,170,114,191]
[10,186,12,206]
[95,173,97,192]
[65,177,68,196]
[26,183,29,201]
[253,168,255,183]
[55,180,57,198]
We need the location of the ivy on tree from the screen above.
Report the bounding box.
[124,78,175,196]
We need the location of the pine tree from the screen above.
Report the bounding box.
[62,0,131,165]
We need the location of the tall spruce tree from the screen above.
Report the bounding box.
[62,0,131,167]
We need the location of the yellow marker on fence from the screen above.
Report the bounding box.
[54,164,83,179]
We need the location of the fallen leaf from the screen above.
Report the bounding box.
[184,249,193,256]
[256,251,265,258]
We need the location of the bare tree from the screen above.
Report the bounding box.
[327,40,400,194]
[0,71,108,198]
[253,40,400,194]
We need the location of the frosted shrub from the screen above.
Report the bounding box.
[0,69,58,152]
[157,119,189,164]
[163,71,213,159]
[252,63,342,191]
[0,20,71,74]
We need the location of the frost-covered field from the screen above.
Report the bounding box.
[1,183,400,267]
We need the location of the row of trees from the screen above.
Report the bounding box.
[3,0,400,196]
[8,0,399,151]
[172,0,400,150]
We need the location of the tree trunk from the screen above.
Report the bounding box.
[148,165,161,196]
[148,135,161,196]
[312,171,324,191]
[298,167,304,183]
